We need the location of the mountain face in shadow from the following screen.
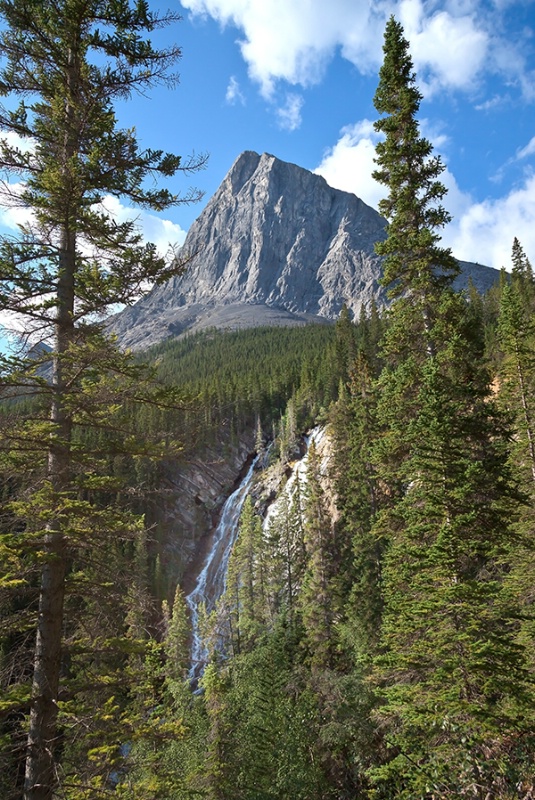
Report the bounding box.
[111,151,499,350]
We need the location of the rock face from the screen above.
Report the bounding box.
[112,150,500,350]
[158,426,256,587]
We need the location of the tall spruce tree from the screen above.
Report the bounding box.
[373,15,458,362]
[498,240,535,486]
[498,242,535,681]
[224,496,266,653]
[0,2,204,797]
[369,18,533,796]
[331,350,384,663]
[300,438,339,669]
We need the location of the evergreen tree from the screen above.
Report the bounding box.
[498,241,535,485]
[498,241,535,680]
[224,496,266,653]
[334,303,358,382]
[331,351,384,662]
[368,18,534,796]
[511,236,533,286]
[163,586,191,683]
[200,663,232,800]
[265,478,307,622]
[0,1,204,796]
[373,15,458,361]
[300,438,339,669]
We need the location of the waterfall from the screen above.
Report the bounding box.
[263,426,326,530]
[184,428,325,683]
[185,453,260,682]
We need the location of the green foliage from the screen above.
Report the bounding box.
[497,242,535,681]
[2,7,534,799]
[373,17,458,297]
[299,439,340,669]
[365,19,534,797]
[148,324,338,444]
[264,476,307,621]
[224,496,267,654]
[0,0,203,796]
[331,351,385,663]
[163,586,192,682]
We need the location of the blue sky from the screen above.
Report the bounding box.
[1,0,534,344]
[119,0,535,271]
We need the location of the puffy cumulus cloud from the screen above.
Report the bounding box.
[0,178,186,247]
[180,0,381,95]
[0,183,42,342]
[0,130,36,154]
[0,313,31,341]
[0,190,186,257]
[314,118,535,272]
[314,118,461,214]
[398,0,489,93]
[0,181,35,231]
[419,118,450,152]
[445,176,535,270]
[314,120,386,209]
[180,0,530,98]
[275,93,304,132]
[0,194,187,343]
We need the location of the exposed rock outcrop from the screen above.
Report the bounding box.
[157,427,256,586]
[111,151,499,351]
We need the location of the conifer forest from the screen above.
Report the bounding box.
[0,5,533,799]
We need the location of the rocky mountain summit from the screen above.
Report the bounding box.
[112,150,499,350]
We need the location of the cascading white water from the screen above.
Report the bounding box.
[185,429,325,683]
[263,426,325,530]
[185,453,260,682]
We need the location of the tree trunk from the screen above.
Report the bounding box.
[24,234,76,800]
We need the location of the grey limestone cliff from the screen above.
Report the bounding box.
[156,425,256,587]
[112,150,499,350]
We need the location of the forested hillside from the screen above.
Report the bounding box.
[114,249,532,800]
[150,323,339,443]
[3,244,533,798]
[1,5,534,800]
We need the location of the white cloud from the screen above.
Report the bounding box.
[0,193,187,342]
[93,195,188,255]
[399,0,489,94]
[516,136,535,161]
[314,118,535,272]
[314,120,386,210]
[0,181,36,231]
[487,133,535,184]
[315,118,462,214]
[420,118,450,151]
[0,188,186,256]
[180,0,530,98]
[444,175,535,270]
[475,94,508,112]
[0,131,37,154]
[275,93,304,132]
[226,75,246,104]
[181,0,381,96]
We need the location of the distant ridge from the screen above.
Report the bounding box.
[111,151,500,351]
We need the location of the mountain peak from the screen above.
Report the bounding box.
[111,151,499,351]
